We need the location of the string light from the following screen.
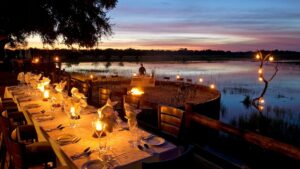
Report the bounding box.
[259,105,264,111]
[269,56,274,62]
[258,77,263,82]
[256,54,260,60]
[259,97,265,104]
[258,68,263,74]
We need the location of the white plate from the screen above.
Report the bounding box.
[145,136,165,146]
[81,160,104,169]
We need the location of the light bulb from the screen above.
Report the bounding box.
[199,78,203,83]
[269,56,274,62]
[256,54,260,60]
[210,84,215,89]
[258,68,263,74]
[258,77,263,82]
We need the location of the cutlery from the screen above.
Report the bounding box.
[59,137,81,146]
[138,144,155,155]
[70,148,98,160]
[45,124,64,132]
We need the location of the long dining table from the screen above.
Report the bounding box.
[4,85,178,169]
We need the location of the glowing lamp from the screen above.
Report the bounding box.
[133,73,137,77]
[210,84,215,89]
[33,58,39,63]
[199,78,203,83]
[89,74,94,79]
[130,87,144,96]
[259,97,265,104]
[269,56,274,62]
[54,56,60,62]
[176,75,180,80]
[259,105,264,111]
[256,54,260,60]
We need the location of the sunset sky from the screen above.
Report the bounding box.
[27,0,300,51]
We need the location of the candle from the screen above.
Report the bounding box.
[70,106,76,116]
[95,120,103,131]
[43,90,49,101]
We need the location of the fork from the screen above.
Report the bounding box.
[45,124,64,132]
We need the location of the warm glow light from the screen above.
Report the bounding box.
[210,84,215,89]
[54,56,60,62]
[259,97,265,104]
[89,74,94,79]
[70,106,76,117]
[176,75,180,79]
[95,120,103,131]
[256,54,260,60]
[199,78,203,83]
[133,73,137,77]
[259,105,264,111]
[130,87,144,96]
[258,77,263,82]
[258,68,263,74]
[43,90,49,99]
[269,56,274,62]
[33,58,39,63]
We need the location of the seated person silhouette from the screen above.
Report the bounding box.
[139,64,146,75]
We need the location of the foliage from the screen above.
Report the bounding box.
[0,0,117,48]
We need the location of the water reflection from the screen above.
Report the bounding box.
[62,61,300,146]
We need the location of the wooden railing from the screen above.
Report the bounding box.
[185,111,300,161]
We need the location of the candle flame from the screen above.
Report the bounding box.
[95,120,103,131]
[43,90,49,99]
[70,106,76,116]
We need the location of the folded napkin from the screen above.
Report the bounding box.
[24,104,41,109]
[56,134,79,145]
[12,91,25,95]
[35,115,54,122]
[17,96,31,102]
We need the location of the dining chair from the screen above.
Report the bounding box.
[0,98,18,113]
[0,115,56,169]
[142,145,195,169]
[157,105,185,142]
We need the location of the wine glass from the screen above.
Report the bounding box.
[128,118,139,147]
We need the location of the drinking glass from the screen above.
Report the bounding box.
[128,119,140,147]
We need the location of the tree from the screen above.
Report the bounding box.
[0,0,118,59]
[252,51,278,113]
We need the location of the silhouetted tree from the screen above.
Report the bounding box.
[252,51,278,113]
[0,0,118,60]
